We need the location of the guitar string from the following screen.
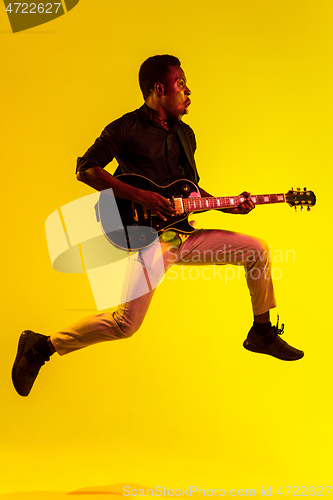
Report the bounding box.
[133,193,287,213]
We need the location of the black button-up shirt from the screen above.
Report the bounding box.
[76,103,200,186]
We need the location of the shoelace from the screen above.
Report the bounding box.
[275,314,285,335]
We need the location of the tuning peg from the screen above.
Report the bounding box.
[294,206,297,211]
[304,187,307,191]
[307,206,311,211]
[301,206,304,211]
[297,187,300,191]
[291,187,294,190]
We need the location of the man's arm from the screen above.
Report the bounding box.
[77,166,176,220]
[199,186,255,215]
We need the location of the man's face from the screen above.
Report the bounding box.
[160,66,191,122]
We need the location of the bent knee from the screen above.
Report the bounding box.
[112,313,140,339]
[116,325,137,339]
[249,236,270,254]
[257,238,270,255]
[246,238,270,266]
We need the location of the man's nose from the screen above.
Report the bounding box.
[185,86,191,95]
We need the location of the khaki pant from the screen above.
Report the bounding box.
[51,229,276,355]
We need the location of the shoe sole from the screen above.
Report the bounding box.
[12,330,40,396]
[243,340,304,361]
[12,331,30,385]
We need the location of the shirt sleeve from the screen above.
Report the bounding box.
[76,113,134,173]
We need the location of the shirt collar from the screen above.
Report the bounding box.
[138,103,153,122]
[138,103,182,131]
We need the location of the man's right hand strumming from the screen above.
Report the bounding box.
[135,190,177,220]
[77,166,176,221]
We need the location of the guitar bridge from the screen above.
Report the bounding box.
[173,197,184,214]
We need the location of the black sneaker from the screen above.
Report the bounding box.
[12,330,50,396]
[243,318,304,361]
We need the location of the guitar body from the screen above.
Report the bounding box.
[98,174,199,251]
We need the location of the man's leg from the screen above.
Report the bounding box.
[12,238,179,396]
[176,229,303,361]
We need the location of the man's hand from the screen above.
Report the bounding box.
[223,191,255,215]
[136,190,177,220]
[77,168,177,221]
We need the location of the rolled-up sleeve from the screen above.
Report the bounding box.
[76,113,134,173]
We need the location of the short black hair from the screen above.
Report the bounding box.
[139,54,181,100]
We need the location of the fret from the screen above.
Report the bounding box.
[269,194,285,204]
[253,194,285,205]
[182,193,286,212]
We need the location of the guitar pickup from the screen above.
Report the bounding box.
[173,197,184,214]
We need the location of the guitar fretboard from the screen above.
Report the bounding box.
[183,193,286,212]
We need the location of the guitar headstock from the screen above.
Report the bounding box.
[285,187,316,211]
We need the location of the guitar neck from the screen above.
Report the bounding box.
[183,193,286,212]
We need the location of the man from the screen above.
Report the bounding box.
[12,55,303,397]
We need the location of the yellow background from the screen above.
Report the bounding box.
[1,0,332,496]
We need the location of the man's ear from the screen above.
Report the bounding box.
[154,82,165,95]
